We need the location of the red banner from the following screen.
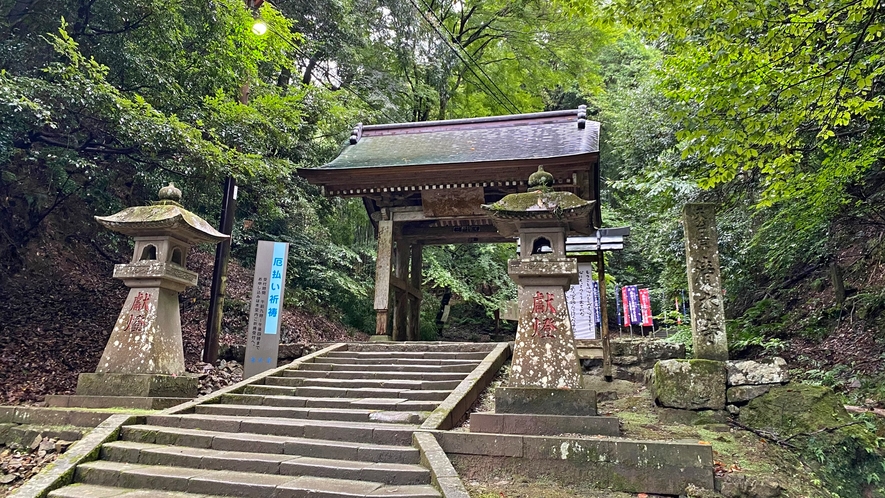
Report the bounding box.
[621,286,631,326]
[639,288,653,326]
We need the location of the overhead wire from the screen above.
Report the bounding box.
[415,0,522,115]
[403,0,521,114]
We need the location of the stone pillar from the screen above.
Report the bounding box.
[683,203,728,361]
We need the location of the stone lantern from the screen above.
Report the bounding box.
[76,184,228,399]
[483,166,594,389]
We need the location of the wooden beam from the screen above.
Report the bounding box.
[373,219,393,336]
[392,240,410,341]
[597,250,612,380]
[408,243,423,341]
[390,276,422,299]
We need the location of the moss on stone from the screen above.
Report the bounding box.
[653,359,726,410]
[485,191,591,213]
[741,384,856,437]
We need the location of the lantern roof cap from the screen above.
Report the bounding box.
[95,184,228,245]
[481,166,595,237]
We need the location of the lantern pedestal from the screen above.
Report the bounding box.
[75,372,197,398]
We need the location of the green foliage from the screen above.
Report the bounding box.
[611,0,885,208]
[423,244,516,316]
[727,298,788,355]
[664,326,693,358]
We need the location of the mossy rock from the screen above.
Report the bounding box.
[653,359,726,410]
[741,384,885,496]
[740,384,856,437]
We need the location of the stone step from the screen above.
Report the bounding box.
[73,460,440,498]
[345,342,497,353]
[282,368,469,380]
[315,357,482,366]
[121,425,420,464]
[296,362,478,373]
[469,412,621,437]
[100,441,431,485]
[45,395,190,410]
[219,394,439,412]
[324,351,489,360]
[49,483,225,497]
[264,376,462,391]
[243,385,451,401]
[195,404,426,424]
[144,414,418,445]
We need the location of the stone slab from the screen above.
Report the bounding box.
[653,359,726,410]
[470,412,620,437]
[76,373,197,398]
[46,396,189,410]
[726,358,789,386]
[437,431,714,495]
[432,431,523,458]
[495,387,597,416]
[726,384,775,404]
[10,408,115,428]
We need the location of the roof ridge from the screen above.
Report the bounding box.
[361,108,592,136]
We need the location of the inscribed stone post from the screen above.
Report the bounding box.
[683,203,728,361]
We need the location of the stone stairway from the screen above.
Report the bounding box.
[45,342,501,498]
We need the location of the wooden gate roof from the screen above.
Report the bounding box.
[298,107,602,245]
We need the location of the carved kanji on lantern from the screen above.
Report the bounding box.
[532,292,556,314]
[532,317,557,338]
[531,292,558,338]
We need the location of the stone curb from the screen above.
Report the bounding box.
[0,407,115,428]
[8,414,143,498]
[161,343,348,415]
[413,431,469,498]
[428,430,715,494]
[420,342,511,431]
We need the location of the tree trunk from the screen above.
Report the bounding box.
[831,262,846,305]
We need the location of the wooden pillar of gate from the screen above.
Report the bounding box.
[597,249,613,380]
[392,239,409,341]
[373,217,393,337]
[407,243,423,341]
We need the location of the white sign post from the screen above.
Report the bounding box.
[244,241,290,378]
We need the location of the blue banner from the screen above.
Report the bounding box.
[626,285,642,325]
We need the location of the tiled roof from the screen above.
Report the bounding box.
[319,111,599,170]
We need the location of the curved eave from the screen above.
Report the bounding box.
[297,151,599,193]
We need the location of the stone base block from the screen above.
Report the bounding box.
[76,373,198,398]
[496,387,597,416]
[436,431,714,495]
[369,335,391,342]
[45,395,190,410]
[470,412,620,436]
[726,384,775,404]
[653,359,726,410]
